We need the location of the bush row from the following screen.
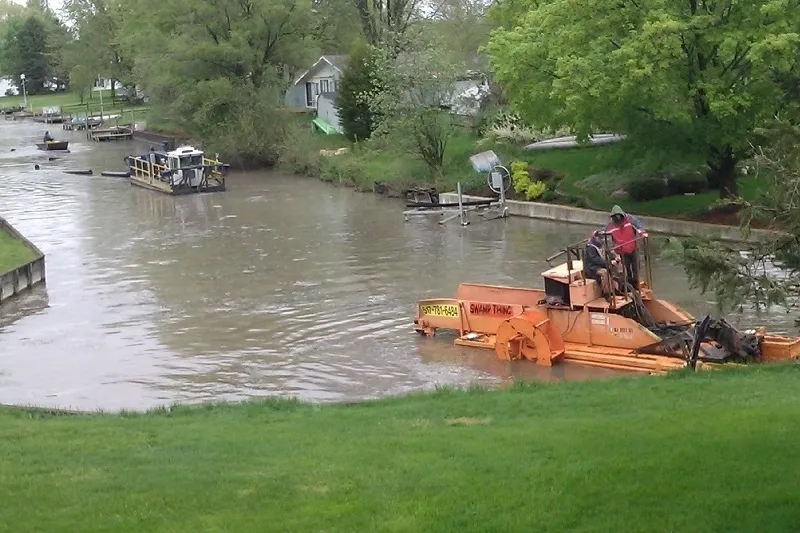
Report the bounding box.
[627,173,708,202]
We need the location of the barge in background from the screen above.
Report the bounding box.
[124,145,230,195]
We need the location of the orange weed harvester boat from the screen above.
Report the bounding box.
[414,235,800,373]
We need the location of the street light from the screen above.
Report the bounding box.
[19,74,27,109]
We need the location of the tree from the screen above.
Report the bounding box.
[62,0,134,99]
[335,41,379,141]
[669,117,800,316]
[116,0,316,164]
[369,37,461,176]
[0,0,25,33]
[352,0,420,46]
[41,10,72,89]
[422,0,492,70]
[311,0,362,54]
[486,0,800,198]
[7,15,49,93]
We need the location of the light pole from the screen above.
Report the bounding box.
[19,74,27,109]
[97,73,104,119]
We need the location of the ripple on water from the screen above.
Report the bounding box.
[1,125,796,411]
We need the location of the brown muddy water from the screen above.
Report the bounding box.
[0,118,796,411]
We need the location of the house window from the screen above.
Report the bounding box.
[320,79,331,93]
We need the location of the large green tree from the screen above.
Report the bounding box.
[424,0,492,69]
[670,117,800,315]
[353,0,419,46]
[62,0,133,98]
[0,5,71,92]
[5,15,49,93]
[369,36,462,176]
[335,40,379,141]
[117,0,316,164]
[486,0,800,198]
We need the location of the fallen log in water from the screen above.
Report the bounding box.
[101,171,131,178]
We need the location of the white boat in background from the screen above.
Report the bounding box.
[525,133,626,151]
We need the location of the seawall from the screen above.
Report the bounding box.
[0,216,46,304]
[439,193,771,242]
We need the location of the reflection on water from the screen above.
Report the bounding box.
[0,119,796,411]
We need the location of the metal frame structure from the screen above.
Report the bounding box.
[545,233,655,308]
[402,150,510,225]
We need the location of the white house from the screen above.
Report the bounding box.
[0,77,18,97]
[284,54,490,135]
[285,55,348,110]
[93,78,123,92]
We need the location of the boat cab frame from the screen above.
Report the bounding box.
[125,145,230,195]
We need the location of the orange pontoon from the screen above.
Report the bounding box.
[413,235,800,373]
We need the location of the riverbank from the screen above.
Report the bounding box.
[0,216,46,304]
[0,229,35,274]
[280,121,766,229]
[2,364,799,531]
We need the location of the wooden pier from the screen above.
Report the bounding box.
[90,126,133,141]
[33,114,64,124]
[63,115,104,130]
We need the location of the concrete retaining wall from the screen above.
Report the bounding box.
[439,193,773,242]
[0,216,46,304]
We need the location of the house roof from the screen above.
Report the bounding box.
[293,55,350,86]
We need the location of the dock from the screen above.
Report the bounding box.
[33,114,64,124]
[63,115,104,130]
[90,126,133,142]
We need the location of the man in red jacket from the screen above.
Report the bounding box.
[605,205,647,290]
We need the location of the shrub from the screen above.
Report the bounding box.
[540,190,559,203]
[511,160,547,200]
[511,161,530,194]
[573,197,589,208]
[628,178,668,201]
[277,122,321,177]
[525,181,547,200]
[335,42,380,141]
[319,154,365,186]
[666,173,708,195]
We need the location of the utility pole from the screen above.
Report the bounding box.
[20,74,27,109]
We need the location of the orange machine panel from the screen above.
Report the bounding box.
[541,307,662,350]
[456,283,545,307]
[569,279,602,307]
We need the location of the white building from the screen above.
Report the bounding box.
[0,77,19,97]
[93,78,123,92]
[283,54,490,135]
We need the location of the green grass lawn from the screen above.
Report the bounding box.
[0,230,36,274]
[0,90,147,116]
[516,145,766,218]
[296,126,766,220]
[2,364,799,531]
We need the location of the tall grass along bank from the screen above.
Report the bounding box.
[1,365,799,532]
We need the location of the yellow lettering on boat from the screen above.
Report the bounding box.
[420,303,460,318]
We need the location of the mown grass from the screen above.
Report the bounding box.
[288,121,767,219]
[2,364,800,532]
[0,230,36,274]
[0,90,147,116]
